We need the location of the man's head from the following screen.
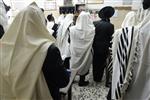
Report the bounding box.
[98,6,115,19]
[143,0,150,10]
[47,14,54,22]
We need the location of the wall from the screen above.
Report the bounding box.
[8,0,141,29]
[132,0,142,10]
[85,0,143,29]
[111,7,131,29]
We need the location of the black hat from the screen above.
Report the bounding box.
[98,6,115,19]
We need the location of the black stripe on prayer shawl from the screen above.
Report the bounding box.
[117,43,124,66]
[117,43,126,78]
[118,34,127,66]
[106,55,113,84]
[107,61,113,73]
[117,82,122,98]
[124,28,129,66]
[114,27,134,99]
[123,28,129,69]
[121,31,128,61]
[121,33,128,61]
[127,27,134,65]
[123,28,129,46]
[119,71,123,84]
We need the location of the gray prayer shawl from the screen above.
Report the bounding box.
[0,3,54,99]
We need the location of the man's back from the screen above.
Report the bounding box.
[93,20,114,52]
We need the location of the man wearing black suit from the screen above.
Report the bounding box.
[92,6,115,82]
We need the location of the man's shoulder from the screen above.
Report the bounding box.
[93,20,100,26]
[48,44,59,53]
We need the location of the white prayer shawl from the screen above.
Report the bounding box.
[133,7,149,26]
[136,7,149,24]
[0,0,8,32]
[121,7,149,28]
[111,30,121,62]
[47,21,54,35]
[0,2,55,100]
[121,5,149,28]
[70,11,95,75]
[111,26,134,100]
[57,14,65,25]
[112,9,150,100]
[121,11,136,28]
[57,14,73,60]
[123,9,150,100]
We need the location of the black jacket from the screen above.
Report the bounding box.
[93,19,114,54]
[42,44,69,100]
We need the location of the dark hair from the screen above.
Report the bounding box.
[47,14,54,22]
[0,24,5,38]
[40,8,44,12]
[143,0,150,10]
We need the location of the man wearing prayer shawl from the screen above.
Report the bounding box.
[0,2,69,100]
[121,11,136,28]
[111,0,150,99]
[47,14,58,38]
[56,14,74,69]
[69,11,95,86]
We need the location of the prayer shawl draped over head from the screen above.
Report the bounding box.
[69,11,95,75]
[121,7,149,28]
[57,14,65,25]
[121,11,136,27]
[123,9,150,100]
[57,14,74,60]
[0,0,8,32]
[0,2,55,100]
[111,9,150,100]
[47,21,54,35]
